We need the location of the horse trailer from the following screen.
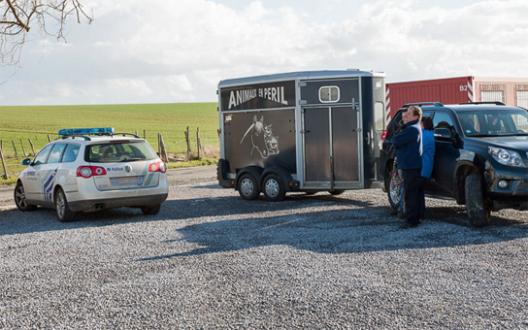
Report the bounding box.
[217,70,386,201]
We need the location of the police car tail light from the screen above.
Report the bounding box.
[148,161,166,173]
[76,166,107,178]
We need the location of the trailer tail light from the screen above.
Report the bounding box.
[77,166,107,178]
[149,161,166,173]
[381,130,389,141]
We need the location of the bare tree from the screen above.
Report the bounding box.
[0,0,92,64]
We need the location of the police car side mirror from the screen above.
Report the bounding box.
[21,158,32,166]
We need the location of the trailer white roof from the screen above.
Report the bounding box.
[219,70,385,88]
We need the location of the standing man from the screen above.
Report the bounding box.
[420,116,436,220]
[391,106,423,228]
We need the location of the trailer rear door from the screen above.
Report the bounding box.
[301,79,363,190]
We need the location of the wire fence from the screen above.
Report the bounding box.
[0,127,219,160]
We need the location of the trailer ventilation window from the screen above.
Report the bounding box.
[319,86,340,103]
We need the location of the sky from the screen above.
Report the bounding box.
[1,0,527,105]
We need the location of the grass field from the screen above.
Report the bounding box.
[0,103,219,185]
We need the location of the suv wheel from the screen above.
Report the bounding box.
[387,168,403,211]
[14,181,37,212]
[237,173,259,200]
[465,173,491,227]
[54,188,75,222]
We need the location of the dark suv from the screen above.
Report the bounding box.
[381,102,528,226]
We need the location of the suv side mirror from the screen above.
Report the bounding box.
[434,127,453,139]
[21,158,32,166]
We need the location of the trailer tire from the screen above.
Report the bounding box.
[329,190,345,196]
[237,173,259,200]
[465,173,491,227]
[262,174,286,202]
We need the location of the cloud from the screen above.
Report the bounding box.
[1,0,528,105]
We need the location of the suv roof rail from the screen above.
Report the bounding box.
[402,102,444,108]
[459,101,505,106]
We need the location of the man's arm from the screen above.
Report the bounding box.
[391,127,418,146]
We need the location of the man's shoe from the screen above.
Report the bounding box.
[397,211,406,219]
[400,222,419,229]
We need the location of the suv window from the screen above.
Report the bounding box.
[433,111,455,129]
[47,143,67,164]
[62,144,81,163]
[457,109,528,136]
[33,144,54,166]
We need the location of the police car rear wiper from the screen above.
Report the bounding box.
[119,158,144,162]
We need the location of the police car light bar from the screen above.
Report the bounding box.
[58,127,115,137]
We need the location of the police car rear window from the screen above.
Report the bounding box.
[85,141,157,163]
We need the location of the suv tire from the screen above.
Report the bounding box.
[465,173,491,227]
[54,188,75,222]
[387,167,402,211]
[237,173,259,200]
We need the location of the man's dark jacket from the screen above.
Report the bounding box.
[391,120,423,170]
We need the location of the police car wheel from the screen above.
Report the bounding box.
[54,188,75,222]
[14,182,36,212]
[141,205,161,215]
[262,174,286,202]
[237,174,259,200]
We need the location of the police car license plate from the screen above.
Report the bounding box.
[110,176,145,187]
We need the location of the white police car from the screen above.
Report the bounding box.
[14,128,169,222]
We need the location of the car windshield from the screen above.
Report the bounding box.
[85,141,157,163]
[456,109,528,137]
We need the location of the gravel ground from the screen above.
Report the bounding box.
[1,166,528,329]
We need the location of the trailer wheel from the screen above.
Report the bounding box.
[262,174,286,202]
[329,190,345,196]
[465,173,491,227]
[237,173,259,200]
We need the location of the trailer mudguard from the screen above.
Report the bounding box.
[217,159,234,188]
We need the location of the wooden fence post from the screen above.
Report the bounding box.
[28,138,36,156]
[0,143,8,180]
[12,140,18,159]
[143,130,146,140]
[19,139,27,157]
[159,134,169,163]
[47,135,51,143]
[196,127,202,159]
[185,126,192,161]
[157,133,161,156]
